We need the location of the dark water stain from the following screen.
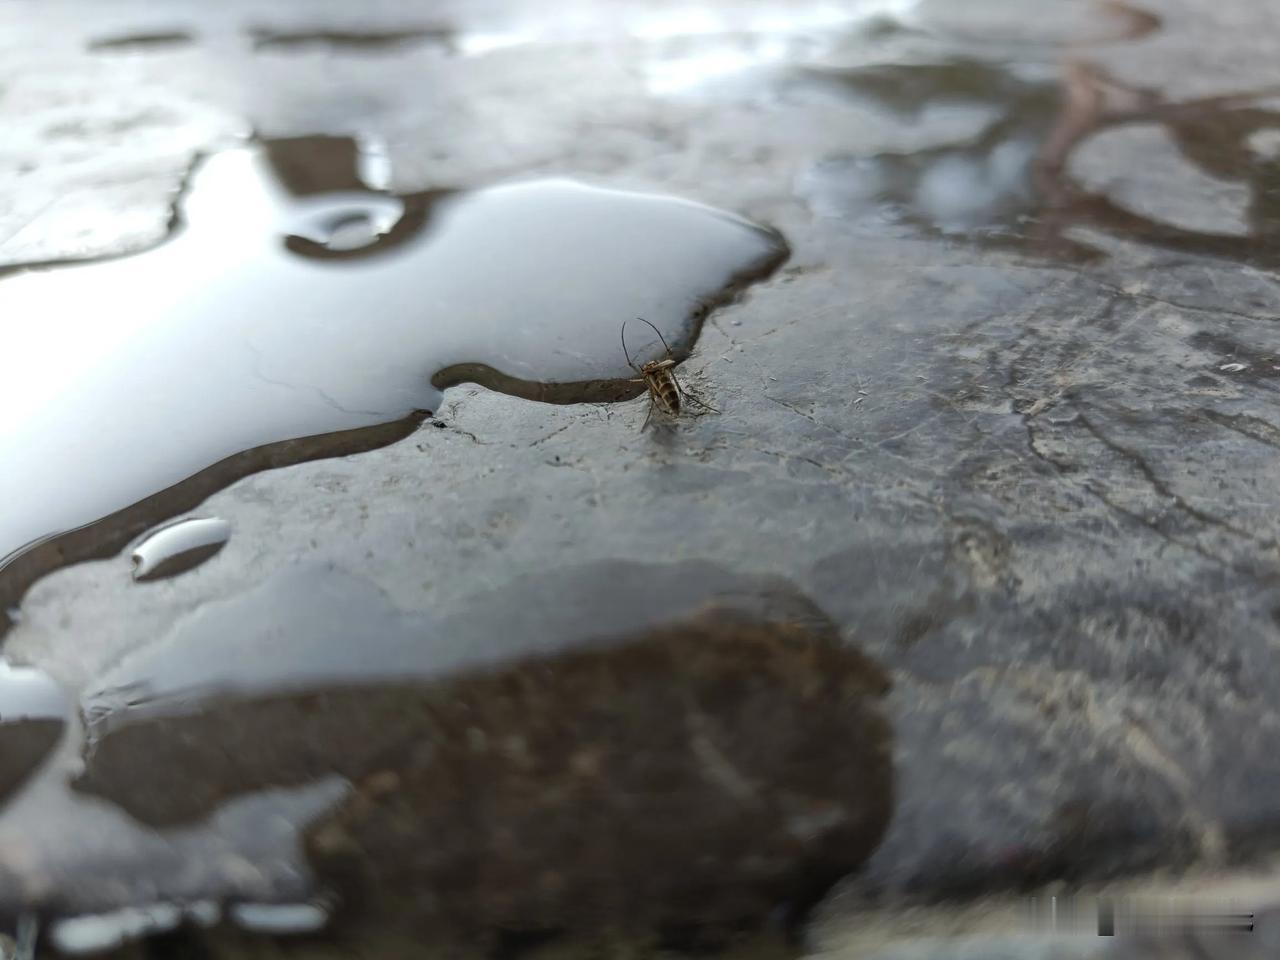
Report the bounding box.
[0,136,785,616]
[64,560,892,948]
[248,26,454,54]
[86,31,195,53]
[0,662,67,809]
[130,517,231,583]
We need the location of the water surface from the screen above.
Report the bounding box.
[792,3,1280,263]
[0,136,785,605]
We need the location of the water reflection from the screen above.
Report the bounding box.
[798,4,1280,264]
[1034,62,1280,263]
[0,136,784,614]
[797,57,1057,238]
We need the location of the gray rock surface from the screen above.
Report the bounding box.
[1,0,1280,955]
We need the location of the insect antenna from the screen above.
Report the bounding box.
[634,316,675,358]
[620,319,640,372]
[678,382,718,413]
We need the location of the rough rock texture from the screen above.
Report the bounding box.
[1,0,1280,955]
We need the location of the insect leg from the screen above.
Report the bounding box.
[641,391,656,431]
[675,377,719,413]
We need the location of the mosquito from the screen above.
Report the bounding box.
[620,317,716,430]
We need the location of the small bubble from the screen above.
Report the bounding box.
[131,517,231,582]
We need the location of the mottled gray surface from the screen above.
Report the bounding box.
[2,0,1280,955]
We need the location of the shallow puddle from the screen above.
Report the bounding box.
[0,136,785,607]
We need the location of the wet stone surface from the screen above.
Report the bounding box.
[7,561,893,950]
[1,0,1280,956]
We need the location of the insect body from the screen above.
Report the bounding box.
[621,317,715,429]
